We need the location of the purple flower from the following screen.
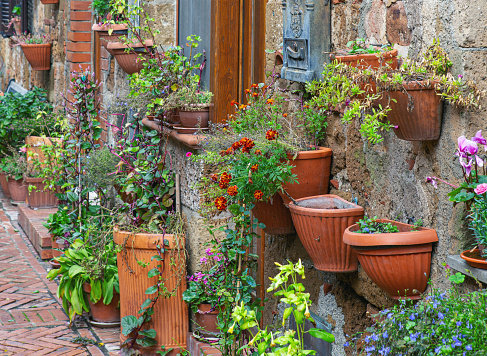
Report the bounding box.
[200,257,208,264]
[457,136,478,156]
[205,248,213,256]
[426,177,438,189]
[460,157,473,177]
[466,345,473,351]
[458,74,463,79]
[472,130,487,147]
[438,312,444,320]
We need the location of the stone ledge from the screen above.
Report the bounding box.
[447,255,487,284]
[187,333,222,356]
[141,117,204,149]
[18,204,56,260]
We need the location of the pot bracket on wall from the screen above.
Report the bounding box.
[281,0,331,83]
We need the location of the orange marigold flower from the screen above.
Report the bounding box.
[245,89,251,94]
[251,83,258,88]
[220,150,227,157]
[220,172,232,184]
[303,105,310,109]
[282,113,288,117]
[262,85,268,91]
[210,174,218,183]
[254,190,264,201]
[215,196,228,211]
[232,141,242,151]
[219,180,229,189]
[251,164,259,172]
[239,104,248,110]
[225,147,234,155]
[266,99,275,105]
[266,129,279,141]
[230,100,238,106]
[255,149,262,156]
[252,92,258,97]
[227,185,238,196]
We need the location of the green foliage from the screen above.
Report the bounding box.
[1,148,27,180]
[85,147,120,190]
[12,5,21,17]
[0,87,55,156]
[160,82,213,112]
[231,260,335,355]
[469,193,487,257]
[91,0,111,18]
[345,38,387,55]
[356,216,400,234]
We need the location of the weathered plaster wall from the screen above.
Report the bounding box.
[265,0,487,354]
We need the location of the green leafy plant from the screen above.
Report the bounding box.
[12,5,20,17]
[469,190,487,257]
[231,260,335,355]
[344,38,387,55]
[1,147,27,180]
[91,0,111,19]
[356,216,400,234]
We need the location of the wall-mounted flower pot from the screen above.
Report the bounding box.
[179,106,210,128]
[460,248,487,270]
[252,193,295,235]
[165,108,181,125]
[0,172,11,198]
[288,195,364,272]
[343,219,438,299]
[194,304,221,338]
[25,177,59,208]
[21,43,51,71]
[332,49,398,70]
[40,0,59,4]
[83,283,121,324]
[7,177,27,202]
[280,147,332,205]
[92,23,128,52]
[107,40,153,75]
[114,229,188,354]
[385,81,443,141]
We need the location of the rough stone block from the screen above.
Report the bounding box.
[386,2,412,46]
[453,0,487,48]
[365,0,387,44]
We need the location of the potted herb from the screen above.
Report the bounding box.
[91,0,128,51]
[343,216,438,299]
[15,33,52,71]
[288,195,364,272]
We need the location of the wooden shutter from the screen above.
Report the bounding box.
[0,0,14,36]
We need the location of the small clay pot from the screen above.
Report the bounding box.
[21,43,52,71]
[332,49,398,70]
[107,40,153,75]
[83,283,121,323]
[92,23,128,51]
[179,108,210,128]
[461,248,487,270]
[40,0,59,4]
[194,304,221,338]
[0,172,11,198]
[252,193,294,235]
[7,177,27,202]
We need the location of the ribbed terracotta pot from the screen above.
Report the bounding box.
[83,283,121,323]
[40,0,59,3]
[280,147,333,205]
[179,108,210,128]
[92,23,128,51]
[7,177,27,202]
[252,193,294,235]
[114,229,188,355]
[21,44,52,71]
[194,304,221,338]
[166,109,181,125]
[343,219,438,299]
[107,40,153,75]
[385,81,443,141]
[0,172,11,198]
[288,195,364,272]
[25,177,58,208]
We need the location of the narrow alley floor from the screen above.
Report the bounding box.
[0,192,120,356]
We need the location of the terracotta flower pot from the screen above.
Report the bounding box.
[343,219,438,299]
[25,177,58,208]
[194,303,221,338]
[333,49,398,70]
[83,283,121,323]
[288,195,364,272]
[114,229,188,354]
[92,23,128,51]
[384,81,443,141]
[252,193,294,235]
[280,147,333,205]
[460,248,487,270]
[0,172,11,198]
[7,177,27,202]
[107,40,153,75]
[21,43,52,71]
[166,109,181,125]
[40,0,59,3]
[179,108,210,128]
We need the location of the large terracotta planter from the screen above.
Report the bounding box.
[107,40,153,75]
[0,172,11,198]
[92,23,128,51]
[333,49,398,70]
[194,303,221,338]
[280,147,332,205]
[7,177,27,202]
[343,219,438,299]
[252,193,294,235]
[385,81,443,141]
[21,43,51,71]
[25,177,58,208]
[179,108,210,128]
[288,195,364,272]
[83,283,121,324]
[114,229,188,355]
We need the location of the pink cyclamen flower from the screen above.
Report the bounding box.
[186,152,192,158]
[20,146,27,153]
[460,157,474,177]
[200,257,208,264]
[474,183,487,195]
[472,130,487,151]
[426,177,438,189]
[457,136,478,156]
[205,248,213,256]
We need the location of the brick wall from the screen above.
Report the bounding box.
[66,1,92,75]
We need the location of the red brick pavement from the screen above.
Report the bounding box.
[0,197,120,356]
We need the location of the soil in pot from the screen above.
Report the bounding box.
[461,248,487,270]
[384,81,443,141]
[193,304,222,338]
[7,177,27,202]
[179,108,210,128]
[0,172,11,198]
[114,229,188,355]
[280,147,332,205]
[83,283,121,324]
[21,44,52,71]
[252,193,294,235]
[288,195,364,272]
[343,220,439,299]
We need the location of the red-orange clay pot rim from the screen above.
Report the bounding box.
[286,146,332,160]
[113,229,184,250]
[20,43,51,48]
[288,194,364,217]
[397,80,441,91]
[332,49,398,62]
[107,39,153,50]
[92,23,128,32]
[343,219,438,246]
[460,248,487,268]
